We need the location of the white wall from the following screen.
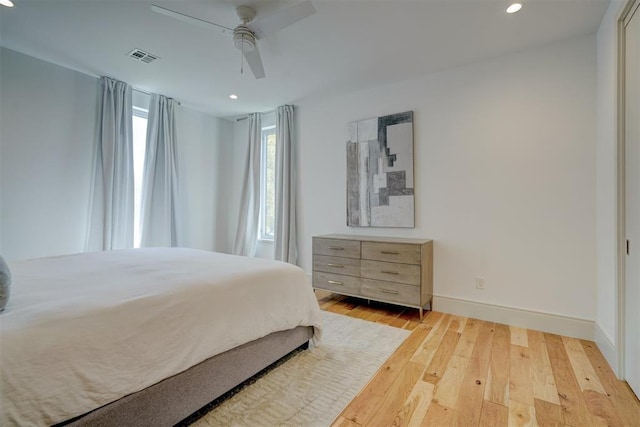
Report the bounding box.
[0,47,97,261]
[177,107,234,253]
[294,35,597,324]
[0,47,232,260]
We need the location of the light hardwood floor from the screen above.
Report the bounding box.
[317,293,640,427]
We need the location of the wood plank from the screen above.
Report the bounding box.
[583,390,626,427]
[376,308,405,324]
[533,398,564,427]
[345,304,374,320]
[447,316,468,333]
[562,336,607,394]
[510,345,534,405]
[422,402,454,426]
[479,400,508,427]
[452,317,481,358]
[365,310,387,324]
[403,320,420,331]
[318,295,343,309]
[544,333,601,427]
[510,326,529,347]
[420,310,444,328]
[324,298,359,315]
[508,400,537,427]
[331,416,361,427]
[528,330,560,405]
[364,361,425,426]
[433,354,470,409]
[485,323,510,405]
[395,380,434,427]
[396,307,423,331]
[452,321,495,426]
[580,339,640,426]
[339,326,431,425]
[410,314,452,366]
[422,329,461,384]
[388,316,410,329]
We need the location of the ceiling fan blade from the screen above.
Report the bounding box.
[244,46,266,79]
[150,4,233,35]
[247,1,316,40]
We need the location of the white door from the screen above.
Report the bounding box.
[625,0,640,399]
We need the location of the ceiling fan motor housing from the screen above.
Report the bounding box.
[233,25,256,53]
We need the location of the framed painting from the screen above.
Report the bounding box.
[346,111,414,228]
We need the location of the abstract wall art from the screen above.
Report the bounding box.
[346,111,414,228]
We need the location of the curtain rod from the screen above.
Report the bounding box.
[236,108,277,122]
[132,88,181,105]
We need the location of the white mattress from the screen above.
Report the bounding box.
[0,248,323,426]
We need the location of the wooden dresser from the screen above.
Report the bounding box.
[312,234,433,318]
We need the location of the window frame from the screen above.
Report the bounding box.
[258,125,277,242]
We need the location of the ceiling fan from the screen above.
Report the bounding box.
[150,1,316,79]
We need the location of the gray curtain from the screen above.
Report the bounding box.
[233,113,262,257]
[274,105,298,264]
[86,76,134,251]
[140,94,181,247]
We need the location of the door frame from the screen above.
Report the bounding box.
[617,0,640,380]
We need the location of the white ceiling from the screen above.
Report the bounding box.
[0,0,609,118]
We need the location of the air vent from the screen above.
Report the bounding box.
[127,48,160,64]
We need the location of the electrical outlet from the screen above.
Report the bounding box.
[475,277,485,289]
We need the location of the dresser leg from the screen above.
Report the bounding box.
[419,307,423,320]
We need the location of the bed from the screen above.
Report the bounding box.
[0,248,323,426]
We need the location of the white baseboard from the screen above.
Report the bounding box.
[432,295,594,340]
[594,322,618,374]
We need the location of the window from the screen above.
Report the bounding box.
[132,107,148,248]
[259,125,276,241]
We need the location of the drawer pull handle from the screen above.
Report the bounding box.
[381,270,399,275]
[327,263,344,268]
[380,288,399,295]
[381,250,400,255]
[327,280,343,285]
[329,246,344,250]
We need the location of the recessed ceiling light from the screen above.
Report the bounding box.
[506,3,522,14]
[229,94,238,100]
[0,0,15,7]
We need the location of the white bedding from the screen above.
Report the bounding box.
[0,248,323,426]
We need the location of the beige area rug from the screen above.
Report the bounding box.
[192,311,411,427]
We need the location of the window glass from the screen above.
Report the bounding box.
[132,110,148,247]
[260,126,276,241]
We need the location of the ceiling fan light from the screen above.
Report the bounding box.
[0,0,15,7]
[234,37,255,53]
[506,3,522,14]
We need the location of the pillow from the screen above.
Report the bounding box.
[0,255,11,312]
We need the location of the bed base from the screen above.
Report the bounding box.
[60,326,313,427]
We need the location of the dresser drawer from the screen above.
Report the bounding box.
[313,272,361,294]
[361,260,420,286]
[361,279,420,306]
[313,237,361,259]
[361,241,421,265]
[313,255,361,277]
